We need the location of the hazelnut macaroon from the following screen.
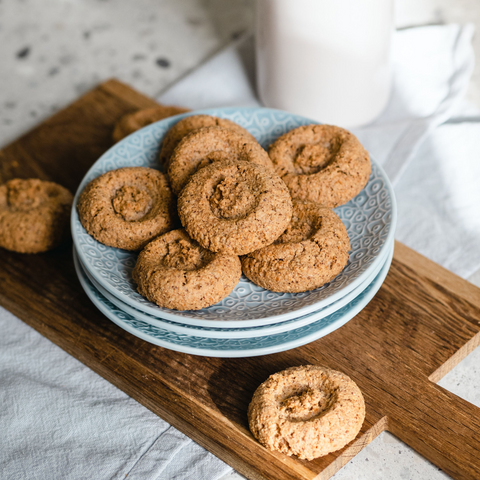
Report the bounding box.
[241,201,350,293]
[0,178,73,254]
[269,124,371,207]
[177,160,293,256]
[112,105,189,143]
[133,229,241,310]
[168,126,274,195]
[159,114,258,168]
[248,365,365,460]
[78,167,176,251]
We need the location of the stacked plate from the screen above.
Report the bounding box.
[71,107,397,358]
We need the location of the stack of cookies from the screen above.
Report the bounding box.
[77,114,371,311]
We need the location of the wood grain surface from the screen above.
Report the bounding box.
[1,79,480,480]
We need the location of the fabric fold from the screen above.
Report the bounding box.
[376,23,475,183]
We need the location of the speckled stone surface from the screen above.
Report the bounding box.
[1,0,480,478]
[0,0,253,148]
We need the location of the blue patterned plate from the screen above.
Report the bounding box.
[72,107,396,327]
[76,239,392,338]
[73,242,393,357]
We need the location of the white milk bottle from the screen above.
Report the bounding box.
[255,0,394,127]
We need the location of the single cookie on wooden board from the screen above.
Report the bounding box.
[133,228,241,310]
[248,365,365,460]
[159,114,258,168]
[269,124,371,207]
[112,105,190,143]
[177,160,293,256]
[241,201,350,293]
[78,167,176,251]
[168,126,274,195]
[0,178,73,253]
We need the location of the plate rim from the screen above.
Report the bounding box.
[76,239,391,338]
[73,244,394,358]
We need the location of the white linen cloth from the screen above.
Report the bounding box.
[1,24,479,480]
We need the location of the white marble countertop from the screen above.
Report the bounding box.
[1,1,479,479]
[0,0,253,147]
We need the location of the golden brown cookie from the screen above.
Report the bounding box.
[178,160,293,256]
[269,125,371,207]
[248,365,365,460]
[78,167,176,251]
[168,126,274,196]
[132,228,241,310]
[112,105,189,143]
[0,178,73,253]
[241,201,350,292]
[159,114,258,168]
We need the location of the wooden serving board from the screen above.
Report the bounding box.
[1,79,480,480]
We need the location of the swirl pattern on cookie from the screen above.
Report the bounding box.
[132,229,241,310]
[78,167,176,251]
[269,124,371,207]
[0,178,73,253]
[159,114,258,168]
[168,126,274,195]
[177,160,292,255]
[248,365,365,460]
[241,201,350,292]
[112,105,189,143]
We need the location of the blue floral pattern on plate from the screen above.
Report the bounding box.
[73,244,393,357]
[71,107,396,327]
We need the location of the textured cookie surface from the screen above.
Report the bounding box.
[168,126,274,195]
[242,201,350,292]
[248,365,365,460]
[112,105,189,143]
[159,114,258,168]
[78,167,176,251]
[0,178,73,253]
[269,124,371,207]
[178,160,293,255]
[132,229,241,310]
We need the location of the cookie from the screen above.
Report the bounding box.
[132,228,241,310]
[269,125,371,207]
[159,114,258,168]
[241,201,350,292]
[248,365,365,460]
[0,178,73,253]
[168,126,274,195]
[178,160,293,256]
[112,105,189,143]
[78,167,176,251]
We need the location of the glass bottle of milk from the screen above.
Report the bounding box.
[256,0,394,127]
